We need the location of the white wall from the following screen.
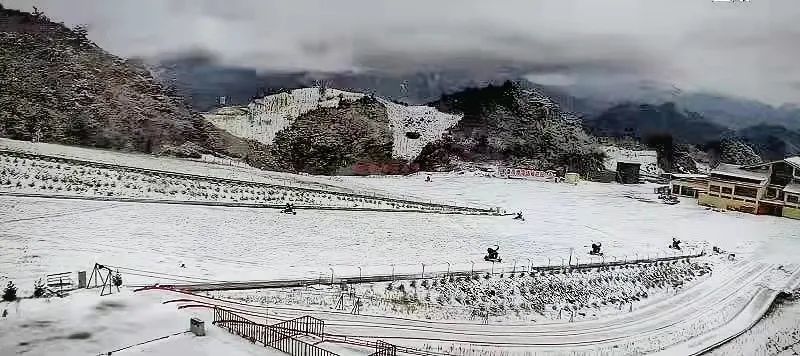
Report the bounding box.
[601,146,662,177]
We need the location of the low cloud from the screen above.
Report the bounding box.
[5,0,799,105]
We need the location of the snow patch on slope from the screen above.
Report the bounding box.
[202,88,364,145]
[203,87,463,160]
[380,99,463,160]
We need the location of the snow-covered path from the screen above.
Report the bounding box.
[144,261,798,355]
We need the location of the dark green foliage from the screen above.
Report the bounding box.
[112,271,123,287]
[2,281,17,301]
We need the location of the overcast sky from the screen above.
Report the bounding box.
[6,0,799,105]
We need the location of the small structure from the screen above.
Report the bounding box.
[601,146,662,182]
[565,172,580,185]
[190,317,206,336]
[616,162,641,184]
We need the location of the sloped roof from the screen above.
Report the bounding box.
[711,163,767,182]
[785,157,800,169]
[784,183,800,194]
[742,156,800,170]
[669,173,709,179]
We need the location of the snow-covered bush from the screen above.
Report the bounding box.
[2,281,18,301]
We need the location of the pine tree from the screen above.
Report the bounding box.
[112,271,123,287]
[2,281,18,302]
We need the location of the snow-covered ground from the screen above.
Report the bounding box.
[0,152,463,212]
[3,145,800,355]
[214,258,714,324]
[0,138,413,199]
[201,87,463,160]
[379,99,462,160]
[0,289,283,356]
[3,174,798,293]
[706,291,800,356]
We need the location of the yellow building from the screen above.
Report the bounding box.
[694,157,800,219]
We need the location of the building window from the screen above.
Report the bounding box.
[734,186,758,198]
[721,187,733,195]
[710,185,720,192]
[766,188,778,199]
[788,195,799,204]
[672,185,680,195]
[680,186,696,197]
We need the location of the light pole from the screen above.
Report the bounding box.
[329,266,334,284]
[446,261,451,276]
[421,263,425,279]
[512,259,517,274]
[391,264,395,281]
[358,266,362,283]
[470,261,475,275]
[547,257,551,267]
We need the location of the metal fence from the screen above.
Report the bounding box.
[46,271,73,288]
[272,315,325,338]
[369,340,397,356]
[213,307,339,356]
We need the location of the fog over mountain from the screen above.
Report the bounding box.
[5,0,799,106]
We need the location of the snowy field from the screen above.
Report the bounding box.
[2,174,798,292]
[213,259,714,324]
[0,138,446,204]
[2,162,800,355]
[707,292,800,356]
[0,289,284,356]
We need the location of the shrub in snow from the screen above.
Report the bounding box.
[2,281,17,301]
[33,278,45,298]
[112,271,123,287]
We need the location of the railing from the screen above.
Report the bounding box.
[46,271,73,288]
[213,307,339,356]
[272,316,325,338]
[369,340,397,356]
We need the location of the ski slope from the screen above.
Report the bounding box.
[202,88,463,160]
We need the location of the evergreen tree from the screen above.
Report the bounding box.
[2,281,18,302]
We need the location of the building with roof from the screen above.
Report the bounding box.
[668,173,709,198]
[693,157,800,219]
